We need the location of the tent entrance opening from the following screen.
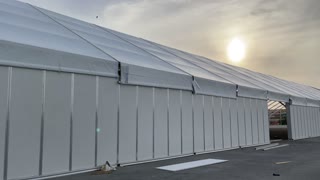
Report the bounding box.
[268,100,288,140]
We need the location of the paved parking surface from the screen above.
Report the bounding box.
[53,137,320,180]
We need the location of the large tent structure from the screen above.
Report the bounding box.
[1,0,320,180]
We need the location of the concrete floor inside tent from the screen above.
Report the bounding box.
[52,137,320,180]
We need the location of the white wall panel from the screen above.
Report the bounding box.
[204,96,214,151]
[296,106,300,139]
[317,109,320,136]
[305,107,310,138]
[119,85,137,163]
[97,78,118,165]
[181,91,193,154]
[154,88,168,158]
[244,98,253,146]
[42,72,71,175]
[72,75,96,170]
[194,95,204,152]
[311,108,316,137]
[257,100,265,144]
[8,68,42,180]
[311,108,315,137]
[213,97,223,149]
[288,105,320,140]
[222,98,231,148]
[262,101,270,144]
[308,107,312,137]
[0,67,8,180]
[314,108,317,137]
[307,108,312,137]
[237,98,246,146]
[297,106,302,139]
[302,107,307,138]
[230,98,239,147]
[305,107,309,138]
[295,107,300,139]
[137,87,153,161]
[300,106,305,139]
[308,107,315,137]
[287,105,296,139]
[314,108,320,136]
[251,99,259,145]
[168,90,182,156]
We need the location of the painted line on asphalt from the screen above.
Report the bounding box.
[157,159,228,172]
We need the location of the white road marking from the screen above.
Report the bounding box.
[157,159,228,172]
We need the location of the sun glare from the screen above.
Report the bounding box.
[227,38,246,62]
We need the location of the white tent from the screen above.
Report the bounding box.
[0,0,320,180]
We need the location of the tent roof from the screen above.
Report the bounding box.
[1,0,319,105]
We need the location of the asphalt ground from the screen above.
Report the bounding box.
[53,137,320,180]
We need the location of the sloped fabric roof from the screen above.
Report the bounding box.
[1,0,320,106]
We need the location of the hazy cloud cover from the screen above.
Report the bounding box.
[19,0,320,87]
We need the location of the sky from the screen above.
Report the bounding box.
[19,0,320,88]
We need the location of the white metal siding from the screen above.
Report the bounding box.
[118,86,137,163]
[204,96,214,151]
[213,97,223,150]
[237,97,246,146]
[72,75,96,170]
[222,98,231,148]
[193,95,204,152]
[181,91,193,154]
[42,72,71,175]
[168,90,182,156]
[137,87,153,161]
[0,67,274,180]
[288,105,320,140]
[230,98,239,147]
[257,100,265,144]
[262,100,270,144]
[97,77,119,165]
[251,99,259,145]
[244,98,253,146]
[0,67,8,180]
[7,68,42,180]
[154,88,168,158]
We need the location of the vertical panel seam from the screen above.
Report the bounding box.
[152,88,155,159]
[262,101,266,142]
[192,94,195,154]
[167,89,170,156]
[250,99,254,145]
[244,98,247,145]
[220,97,224,148]
[202,95,205,151]
[39,70,46,175]
[212,96,215,150]
[69,74,74,171]
[228,98,232,147]
[180,90,183,155]
[116,85,120,165]
[136,86,139,161]
[3,67,12,180]
[236,98,240,147]
[94,77,99,167]
[256,99,259,144]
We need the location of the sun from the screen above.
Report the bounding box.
[227,37,246,62]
